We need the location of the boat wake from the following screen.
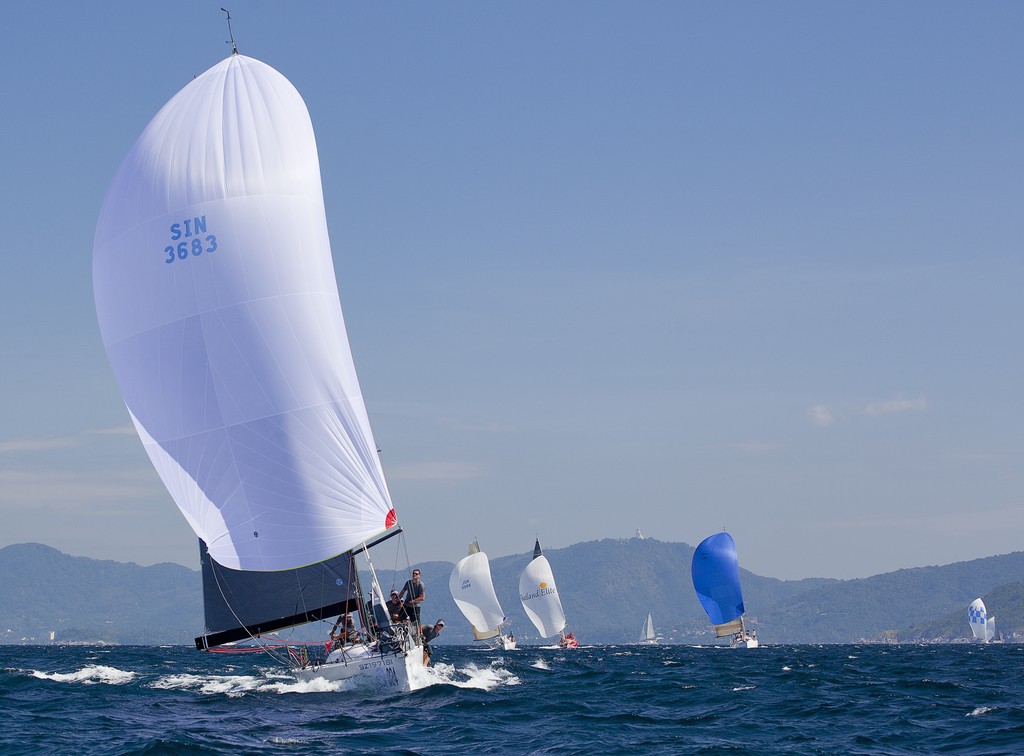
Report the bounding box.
[416,661,520,690]
[31,664,137,685]
[151,669,354,696]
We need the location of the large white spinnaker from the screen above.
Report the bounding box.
[519,539,567,639]
[968,598,995,642]
[93,54,396,573]
[450,541,506,639]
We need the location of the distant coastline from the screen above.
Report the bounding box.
[2,540,1022,646]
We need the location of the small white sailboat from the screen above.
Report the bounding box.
[93,45,424,689]
[639,612,658,644]
[968,598,996,643]
[519,539,578,649]
[450,541,514,649]
[691,532,759,648]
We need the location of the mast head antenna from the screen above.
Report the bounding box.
[221,8,238,55]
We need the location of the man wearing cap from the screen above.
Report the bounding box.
[421,619,444,666]
[386,590,408,624]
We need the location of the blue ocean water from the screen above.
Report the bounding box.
[2,643,1022,754]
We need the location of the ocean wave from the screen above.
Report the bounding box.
[31,664,136,685]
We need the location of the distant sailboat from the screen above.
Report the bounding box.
[639,612,658,644]
[519,539,577,649]
[93,49,423,689]
[691,532,759,648]
[968,598,996,643]
[450,541,515,649]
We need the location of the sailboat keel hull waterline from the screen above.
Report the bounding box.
[292,642,426,691]
[729,635,759,649]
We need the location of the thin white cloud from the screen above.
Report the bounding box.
[88,424,137,436]
[808,395,927,427]
[0,469,161,509]
[708,441,785,453]
[440,416,518,433]
[863,396,928,415]
[809,405,835,427]
[0,436,78,453]
[810,505,1024,536]
[387,461,487,481]
[0,425,136,455]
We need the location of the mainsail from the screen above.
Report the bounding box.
[450,541,506,640]
[94,54,398,645]
[196,540,359,649]
[968,598,996,642]
[519,539,567,639]
[640,612,656,643]
[691,532,747,634]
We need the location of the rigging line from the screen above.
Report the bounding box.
[397,532,423,634]
[387,530,407,593]
[208,558,292,667]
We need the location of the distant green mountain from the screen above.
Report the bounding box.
[893,582,1024,642]
[752,553,1024,643]
[373,538,836,645]
[2,539,1021,645]
[0,543,201,644]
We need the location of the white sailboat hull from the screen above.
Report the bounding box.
[293,641,425,690]
[730,635,759,649]
[500,635,517,650]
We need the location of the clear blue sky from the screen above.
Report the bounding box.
[1,2,1021,580]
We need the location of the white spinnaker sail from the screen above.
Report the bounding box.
[519,554,567,638]
[986,616,997,642]
[450,551,506,635]
[93,55,395,572]
[968,598,990,641]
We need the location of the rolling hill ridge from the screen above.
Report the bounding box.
[2,539,1021,645]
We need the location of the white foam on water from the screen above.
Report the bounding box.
[153,673,268,697]
[456,662,521,690]
[782,666,792,671]
[966,706,994,717]
[265,676,347,695]
[32,664,136,685]
[532,658,551,670]
[732,685,755,692]
[151,671,343,697]
[411,661,520,690]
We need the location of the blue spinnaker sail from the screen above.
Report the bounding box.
[691,532,745,625]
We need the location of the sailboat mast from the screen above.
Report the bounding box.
[221,7,239,55]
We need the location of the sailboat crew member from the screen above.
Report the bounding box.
[329,613,360,647]
[421,619,444,666]
[399,569,425,625]
[386,591,409,623]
